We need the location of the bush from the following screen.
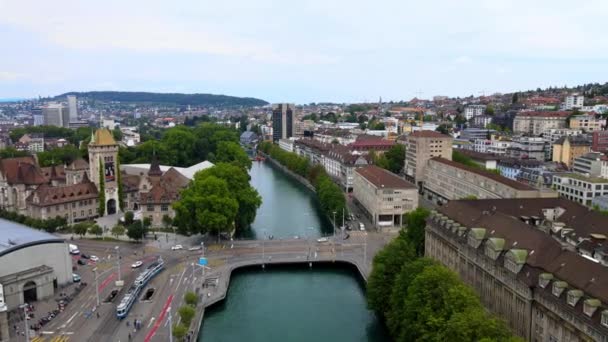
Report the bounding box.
[178,306,196,326]
[184,292,198,307]
[172,323,188,339]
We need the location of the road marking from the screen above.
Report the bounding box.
[60,312,78,329]
[176,267,187,288]
[147,317,155,328]
[144,294,173,342]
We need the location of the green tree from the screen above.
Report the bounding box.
[98,158,106,216]
[112,127,123,141]
[0,148,29,159]
[37,145,83,167]
[116,157,124,211]
[111,224,126,238]
[124,211,134,225]
[512,92,519,104]
[178,305,196,326]
[485,105,495,115]
[173,176,238,237]
[184,292,198,307]
[72,222,90,237]
[162,214,173,229]
[403,207,430,256]
[172,324,188,339]
[435,124,450,135]
[383,144,406,174]
[126,222,145,241]
[143,216,152,229]
[215,141,252,170]
[367,233,416,316]
[162,127,196,166]
[88,224,103,237]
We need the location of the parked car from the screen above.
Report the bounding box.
[72,274,81,282]
[187,246,202,251]
[89,255,99,262]
[317,237,329,243]
[131,261,143,268]
[359,223,365,231]
[80,253,89,259]
[171,245,183,251]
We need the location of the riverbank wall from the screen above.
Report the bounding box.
[259,152,317,193]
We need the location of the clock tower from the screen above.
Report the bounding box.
[88,128,120,215]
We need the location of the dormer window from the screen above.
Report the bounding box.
[538,273,553,288]
[567,290,582,307]
[583,299,600,317]
[552,281,567,297]
[601,310,608,328]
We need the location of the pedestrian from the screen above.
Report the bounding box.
[96,312,100,319]
[128,333,132,341]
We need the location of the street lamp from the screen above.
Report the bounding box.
[332,211,336,238]
[93,267,100,307]
[114,246,121,282]
[19,304,29,342]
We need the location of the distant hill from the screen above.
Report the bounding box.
[54,91,268,107]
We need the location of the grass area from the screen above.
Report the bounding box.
[209,259,226,267]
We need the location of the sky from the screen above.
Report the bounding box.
[1,0,608,104]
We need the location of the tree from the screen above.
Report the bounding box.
[383,144,406,174]
[73,222,90,237]
[162,127,197,166]
[172,324,188,339]
[124,211,134,225]
[112,127,123,141]
[512,92,519,104]
[111,224,126,238]
[162,214,173,229]
[184,292,198,306]
[173,175,238,237]
[126,223,145,241]
[98,158,106,216]
[88,224,103,237]
[116,157,124,211]
[143,216,152,229]
[403,207,430,256]
[178,306,196,326]
[485,105,495,115]
[436,124,450,135]
[367,233,416,316]
[215,141,252,170]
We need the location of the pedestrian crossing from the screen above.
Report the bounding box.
[31,335,70,342]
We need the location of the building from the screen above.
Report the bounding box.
[323,147,368,192]
[33,115,44,126]
[497,158,544,180]
[543,128,584,160]
[26,178,99,222]
[592,131,608,153]
[569,114,606,132]
[278,138,295,152]
[88,128,120,215]
[573,152,606,177]
[472,115,493,128]
[0,220,72,340]
[349,135,395,154]
[404,131,453,184]
[425,198,608,341]
[67,95,78,122]
[18,133,45,153]
[272,103,295,142]
[564,93,584,110]
[457,149,498,169]
[506,136,547,161]
[423,157,555,203]
[0,157,48,215]
[42,103,70,128]
[353,165,418,229]
[513,111,570,135]
[464,105,486,120]
[139,161,189,227]
[591,195,608,210]
[553,173,608,206]
[460,128,495,141]
[120,127,141,147]
[240,131,259,146]
[553,136,592,167]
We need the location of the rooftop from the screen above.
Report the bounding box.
[0,218,63,257]
[121,160,214,180]
[90,128,117,146]
[355,165,416,189]
[556,173,608,184]
[408,130,452,139]
[516,111,571,118]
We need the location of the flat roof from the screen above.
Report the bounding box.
[355,165,416,189]
[0,218,64,257]
[556,173,608,184]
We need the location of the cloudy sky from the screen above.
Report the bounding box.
[1,0,607,103]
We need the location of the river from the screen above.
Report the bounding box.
[199,161,388,341]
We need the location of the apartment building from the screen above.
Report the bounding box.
[497,158,543,180]
[353,165,418,229]
[513,111,570,135]
[423,157,555,203]
[564,93,584,110]
[464,104,486,120]
[553,173,608,206]
[272,103,295,142]
[506,136,546,161]
[592,131,608,153]
[553,136,592,167]
[572,152,606,177]
[569,114,606,132]
[404,130,453,184]
[425,198,608,341]
[278,138,295,152]
[543,128,584,160]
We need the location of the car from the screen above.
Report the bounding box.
[72,274,81,282]
[171,245,183,251]
[187,246,202,251]
[90,255,99,262]
[359,223,365,231]
[80,253,89,259]
[77,259,86,265]
[131,261,143,268]
[316,237,328,243]
[345,224,352,231]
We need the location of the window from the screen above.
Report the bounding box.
[485,244,498,260]
[161,204,169,211]
[601,310,608,328]
[72,202,76,208]
[567,291,581,307]
[552,282,565,297]
[147,204,154,211]
[583,300,599,317]
[504,258,519,273]
[539,277,550,289]
[88,209,92,215]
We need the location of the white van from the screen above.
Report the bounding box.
[359,223,365,231]
[68,244,80,255]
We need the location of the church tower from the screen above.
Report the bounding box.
[88,128,120,215]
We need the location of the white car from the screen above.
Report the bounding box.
[188,246,202,251]
[316,237,328,243]
[171,245,183,251]
[359,223,365,231]
[90,255,99,262]
[131,261,143,268]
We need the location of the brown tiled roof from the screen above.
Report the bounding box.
[0,157,48,185]
[161,167,189,188]
[355,165,416,189]
[41,165,65,180]
[431,157,536,191]
[516,111,571,118]
[27,180,98,207]
[408,130,452,138]
[121,173,140,192]
[553,136,591,146]
[67,158,89,171]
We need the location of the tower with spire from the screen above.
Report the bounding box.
[88,128,120,215]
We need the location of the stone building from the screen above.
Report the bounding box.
[425,198,608,341]
[553,136,592,168]
[139,161,189,227]
[353,165,418,229]
[404,130,453,185]
[512,111,570,135]
[88,128,120,215]
[0,156,47,215]
[26,175,98,222]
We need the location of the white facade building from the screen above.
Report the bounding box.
[67,95,78,122]
[278,138,295,152]
[564,94,584,110]
[464,105,486,120]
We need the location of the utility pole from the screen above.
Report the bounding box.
[93,267,100,307]
[20,304,29,342]
[115,246,121,282]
